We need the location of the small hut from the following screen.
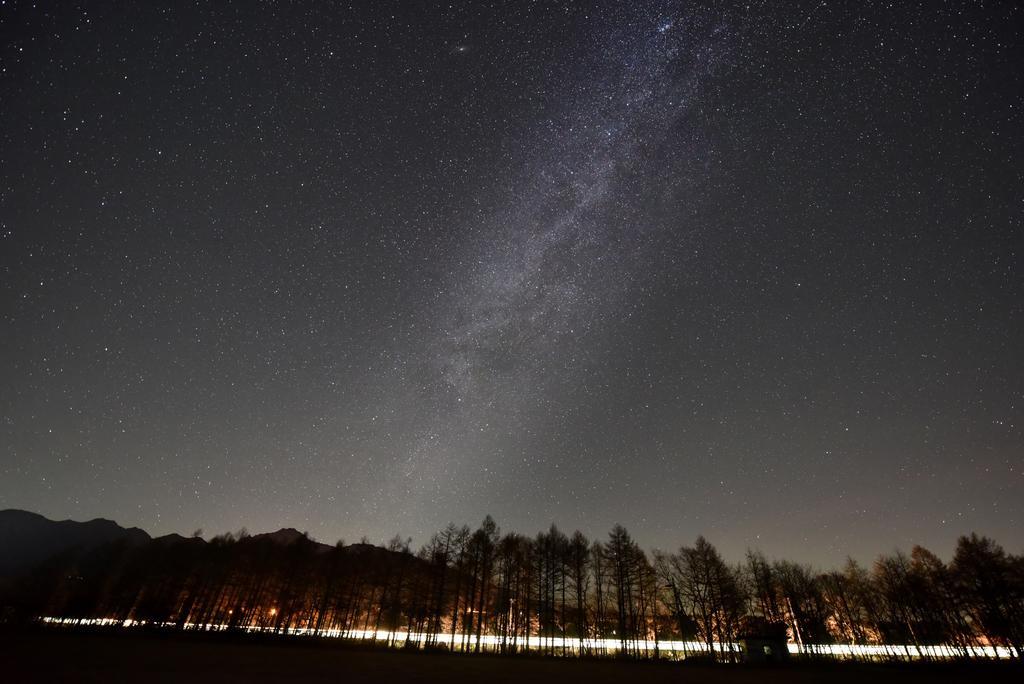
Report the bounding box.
[737,617,789,663]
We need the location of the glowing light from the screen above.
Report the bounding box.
[36,617,1017,660]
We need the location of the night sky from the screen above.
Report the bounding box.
[2,1,1021,567]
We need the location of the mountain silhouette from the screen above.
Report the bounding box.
[0,510,389,577]
[0,509,151,577]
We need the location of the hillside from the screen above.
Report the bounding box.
[0,509,151,577]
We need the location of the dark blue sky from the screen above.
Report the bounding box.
[2,0,1021,566]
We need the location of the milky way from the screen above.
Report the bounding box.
[386,6,732,516]
[2,1,1021,566]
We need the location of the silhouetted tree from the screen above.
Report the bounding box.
[4,515,1021,662]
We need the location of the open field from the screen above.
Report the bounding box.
[4,629,1022,684]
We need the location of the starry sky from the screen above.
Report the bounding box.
[2,1,1022,567]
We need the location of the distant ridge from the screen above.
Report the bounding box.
[0,510,360,577]
[0,509,150,577]
[250,527,334,553]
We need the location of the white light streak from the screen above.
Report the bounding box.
[38,617,1016,660]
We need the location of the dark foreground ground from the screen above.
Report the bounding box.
[4,629,1021,684]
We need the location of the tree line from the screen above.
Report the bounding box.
[3,517,1022,661]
